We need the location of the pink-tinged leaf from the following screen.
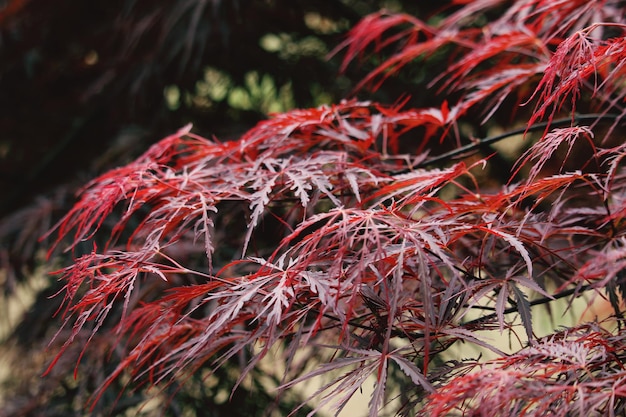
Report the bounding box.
[244,163,279,254]
[460,64,545,121]
[354,37,453,92]
[529,24,626,126]
[512,126,595,184]
[366,162,467,208]
[438,0,504,27]
[333,11,435,74]
[560,239,626,291]
[389,353,434,392]
[439,30,549,94]
[279,349,385,417]
[368,355,388,417]
[511,284,533,343]
[496,281,509,333]
[440,327,507,357]
[510,275,551,299]
[474,224,534,278]
[419,100,462,126]
[194,193,218,263]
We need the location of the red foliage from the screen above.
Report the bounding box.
[46,1,626,415]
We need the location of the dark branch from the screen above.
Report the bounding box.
[416,113,624,168]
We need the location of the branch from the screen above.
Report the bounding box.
[461,283,594,329]
[416,113,624,168]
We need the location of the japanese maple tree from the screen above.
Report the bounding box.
[45,1,626,415]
